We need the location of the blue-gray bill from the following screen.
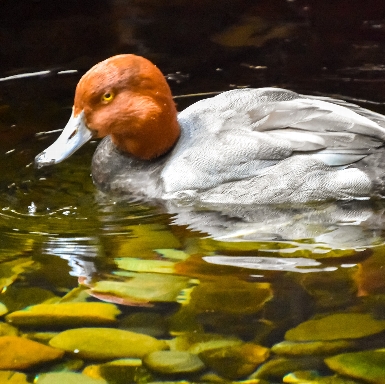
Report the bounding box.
[35,109,93,168]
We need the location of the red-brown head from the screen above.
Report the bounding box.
[35,54,180,168]
[74,54,180,159]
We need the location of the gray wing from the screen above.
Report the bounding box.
[163,88,385,194]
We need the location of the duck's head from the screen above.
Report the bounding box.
[35,54,180,168]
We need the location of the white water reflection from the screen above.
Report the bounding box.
[42,237,101,277]
[167,199,385,249]
[204,255,339,273]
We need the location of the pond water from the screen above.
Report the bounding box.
[1,66,385,384]
[3,2,385,382]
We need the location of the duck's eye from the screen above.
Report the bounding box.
[101,91,114,103]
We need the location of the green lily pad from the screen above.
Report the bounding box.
[49,327,168,360]
[6,302,120,327]
[325,349,385,384]
[199,343,270,379]
[285,313,385,341]
[35,372,107,384]
[272,340,356,356]
[0,336,64,370]
[143,351,205,374]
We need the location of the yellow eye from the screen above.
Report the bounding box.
[101,91,114,103]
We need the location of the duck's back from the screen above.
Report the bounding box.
[162,88,385,203]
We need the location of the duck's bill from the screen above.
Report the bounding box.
[35,109,93,169]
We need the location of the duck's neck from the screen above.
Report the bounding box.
[110,99,180,161]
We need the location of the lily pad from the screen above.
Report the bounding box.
[285,313,385,341]
[6,302,120,327]
[0,336,64,370]
[199,343,270,379]
[325,349,385,384]
[49,328,168,360]
[143,351,205,374]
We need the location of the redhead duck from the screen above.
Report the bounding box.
[35,54,385,204]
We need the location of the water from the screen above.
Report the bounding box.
[3,6,385,377]
[1,73,385,382]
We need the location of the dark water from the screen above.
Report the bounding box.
[3,1,385,382]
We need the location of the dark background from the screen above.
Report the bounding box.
[2,0,385,149]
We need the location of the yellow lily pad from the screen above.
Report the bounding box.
[6,302,120,327]
[49,327,168,360]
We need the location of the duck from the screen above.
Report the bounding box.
[35,54,385,205]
